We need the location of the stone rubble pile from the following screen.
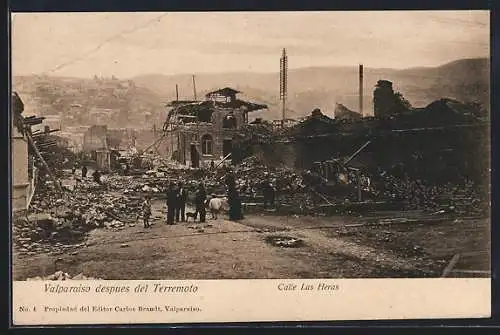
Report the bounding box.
[13,213,88,255]
[26,271,102,281]
[374,174,487,215]
[31,184,141,228]
[14,176,148,255]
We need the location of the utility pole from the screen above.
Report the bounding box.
[280,48,288,128]
[192,75,197,101]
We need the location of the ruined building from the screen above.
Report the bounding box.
[164,87,267,167]
[373,80,412,118]
[83,125,111,170]
[334,103,362,121]
[11,92,40,213]
[373,80,397,118]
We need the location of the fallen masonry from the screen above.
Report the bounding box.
[15,152,488,260]
[27,271,102,281]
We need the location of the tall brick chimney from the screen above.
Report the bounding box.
[359,64,364,117]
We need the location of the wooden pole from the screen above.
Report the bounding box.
[442,253,461,277]
[215,153,232,169]
[280,48,287,129]
[309,187,334,206]
[170,128,174,159]
[356,170,362,202]
[140,134,166,155]
[25,131,63,193]
[344,140,371,166]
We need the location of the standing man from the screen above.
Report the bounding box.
[195,183,207,223]
[261,174,275,209]
[166,182,177,225]
[81,164,88,179]
[142,195,152,229]
[92,169,102,184]
[225,170,244,221]
[176,182,187,222]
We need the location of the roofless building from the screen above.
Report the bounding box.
[164,87,267,168]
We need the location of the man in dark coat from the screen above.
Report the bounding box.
[225,171,244,221]
[92,170,102,184]
[195,183,207,223]
[166,182,177,225]
[175,182,188,222]
[260,174,275,209]
[81,164,88,178]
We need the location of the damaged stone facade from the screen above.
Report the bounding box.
[164,87,267,168]
[11,92,39,213]
[83,125,108,152]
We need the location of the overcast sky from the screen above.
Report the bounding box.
[11,11,489,78]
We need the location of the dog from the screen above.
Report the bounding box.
[185,212,197,222]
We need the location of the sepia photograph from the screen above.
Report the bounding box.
[11,10,490,286]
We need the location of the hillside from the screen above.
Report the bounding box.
[12,75,167,129]
[133,58,490,120]
[12,58,490,128]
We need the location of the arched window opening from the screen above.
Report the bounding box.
[201,134,213,155]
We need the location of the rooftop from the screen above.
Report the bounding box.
[205,87,241,98]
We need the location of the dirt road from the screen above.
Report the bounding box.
[12,200,490,280]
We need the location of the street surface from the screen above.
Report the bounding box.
[13,199,490,280]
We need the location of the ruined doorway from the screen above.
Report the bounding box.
[190,144,200,168]
[223,139,233,157]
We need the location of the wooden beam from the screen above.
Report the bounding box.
[215,153,232,169]
[441,253,461,277]
[25,131,63,193]
[344,140,371,166]
[309,187,334,206]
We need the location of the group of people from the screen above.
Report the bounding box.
[165,182,191,224]
[71,162,103,187]
[140,170,246,228]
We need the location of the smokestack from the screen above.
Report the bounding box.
[175,84,179,101]
[192,75,197,100]
[359,64,364,117]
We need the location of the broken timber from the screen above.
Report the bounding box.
[441,253,461,277]
[308,187,334,206]
[25,131,63,193]
[343,140,371,165]
[215,153,232,169]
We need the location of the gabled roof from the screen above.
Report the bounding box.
[205,87,241,97]
[166,100,199,107]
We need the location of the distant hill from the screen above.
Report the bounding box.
[132,58,490,120]
[12,58,490,128]
[12,75,166,129]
